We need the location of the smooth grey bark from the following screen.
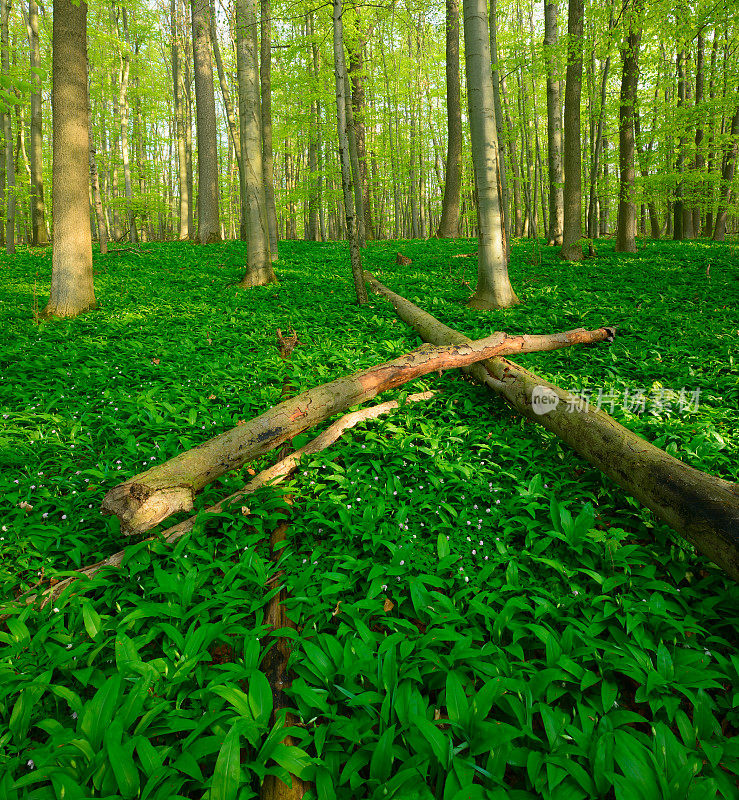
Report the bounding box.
[634,93,661,239]
[210,0,246,239]
[713,97,739,241]
[1,0,15,254]
[42,0,95,318]
[704,31,719,236]
[543,0,564,245]
[673,48,685,241]
[260,0,278,259]
[332,0,366,304]
[236,0,274,285]
[89,137,108,255]
[586,4,614,241]
[462,0,518,309]
[344,70,366,246]
[693,32,704,236]
[191,0,221,243]
[615,1,642,253]
[117,8,137,243]
[306,12,320,241]
[171,0,190,239]
[436,0,461,238]
[348,27,374,240]
[25,0,48,245]
[560,0,584,260]
[489,0,509,249]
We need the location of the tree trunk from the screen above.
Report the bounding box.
[236,0,275,285]
[489,0,509,248]
[693,32,704,237]
[1,0,15,255]
[615,1,641,253]
[703,31,719,236]
[713,97,739,241]
[89,135,108,255]
[463,0,518,309]
[117,9,137,244]
[191,0,221,243]
[544,0,564,245]
[560,0,584,261]
[436,0,461,238]
[171,0,190,239]
[260,0,278,259]
[673,48,685,241]
[344,70,366,246]
[42,0,96,319]
[210,0,246,239]
[25,0,48,245]
[348,28,374,240]
[332,0,366,304]
[306,12,320,242]
[102,323,613,534]
[366,275,739,582]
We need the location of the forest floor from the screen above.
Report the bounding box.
[0,236,738,799]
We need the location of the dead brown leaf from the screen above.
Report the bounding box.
[383,597,395,613]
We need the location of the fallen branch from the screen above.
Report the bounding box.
[18,393,435,609]
[365,272,739,581]
[103,327,614,534]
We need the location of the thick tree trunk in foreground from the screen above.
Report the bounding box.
[436,0,461,239]
[102,326,613,534]
[236,0,275,286]
[365,274,739,582]
[42,0,96,319]
[560,0,584,261]
[462,0,518,309]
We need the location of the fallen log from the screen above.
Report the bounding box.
[17,393,434,610]
[102,327,614,534]
[365,272,739,581]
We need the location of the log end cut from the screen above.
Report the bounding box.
[101,481,195,536]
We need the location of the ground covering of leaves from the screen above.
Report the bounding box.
[0,236,738,800]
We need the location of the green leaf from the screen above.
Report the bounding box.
[411,714,449,768]
[270,743,313,779]
[445,672,468,727]
[210,723,241,800]
[437,533,450,560]
[248,670,273,723]
[370,725,396,782]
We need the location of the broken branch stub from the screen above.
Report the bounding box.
[365,272,739,581]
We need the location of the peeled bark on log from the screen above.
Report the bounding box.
[102,330,613,534]
[365,273,739,581]
[21,393,434,609]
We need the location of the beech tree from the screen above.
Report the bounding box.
[462,0,518,309]
[42,0,96,319]
[191,0,220,243]
[560,0,584,261]
[436,0,461,239]
[615,0,642,253]
[236,0,275,285]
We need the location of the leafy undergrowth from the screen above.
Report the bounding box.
[0,237,738,799]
